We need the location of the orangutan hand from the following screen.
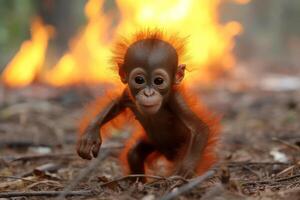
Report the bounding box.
[77,128,101,160]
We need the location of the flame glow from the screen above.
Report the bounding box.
[44,0,114,86]
[1,19,53,87]
[2,0,244,87]
[114,0,243,83]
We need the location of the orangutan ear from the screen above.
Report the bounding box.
[118,64,127,84]
[175,64,186,84]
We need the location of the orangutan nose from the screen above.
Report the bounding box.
[144,87,155,97]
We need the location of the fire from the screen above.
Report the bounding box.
[44,0,115,86]
[115,0,242,82]
[1,19,53,87]
[234,0,251,4]
[1,0,245,87]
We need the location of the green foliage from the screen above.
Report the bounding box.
[0,0,37,70]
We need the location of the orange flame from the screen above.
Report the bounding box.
[44,0,115,86]
[2,0,245,87]
[1,19,53,87]
[114,0,242,82]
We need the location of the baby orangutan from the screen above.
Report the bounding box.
[77,31,219,178]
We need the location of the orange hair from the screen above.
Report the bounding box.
[111,29,186,72]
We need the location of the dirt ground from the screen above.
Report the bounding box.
[0,66,300,199]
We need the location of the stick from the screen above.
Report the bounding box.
[159,170,215,200]
[241,165,261,178]
[0,141,51,149]
[224,161,290,167]
[0,176,36,190]
[10,153,74,162]
[33,163,62,175]
[272,137,300,151]
[0,190,93,198]
[7,144,123,163]
[0,175,36,183]
[56,149,110,199]
[241,173,300,187]
[276,165,296,177]
[99,174,166,187]
[20,163,62,178]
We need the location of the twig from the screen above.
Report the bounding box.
[27,180,63,190]
[33,163,62,174]
[10,152,74,162]
[0,190,93,198]
[20,163,62,178]
[55,143,123,199]
[276,165,296,177]
[0,141,51,149]
[272,137,300,151]
[99,174,167,187]
[0,176,36,190]
[265,173,300,183]
[241,173,300,187]
[57,149,110,199]
[0,175,36,183]
[159,170,215,200]
[98,174,189,188]
[8,144,123,163]
[241,165,261,178]
[224,161,290,167]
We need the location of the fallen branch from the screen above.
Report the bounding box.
[159,170,215,200]
[0,190,93,198]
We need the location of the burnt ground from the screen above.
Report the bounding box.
[0,66,300,199]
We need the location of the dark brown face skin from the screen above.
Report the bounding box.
[120,39,179,115]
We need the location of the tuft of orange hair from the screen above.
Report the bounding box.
[111,29,186,71]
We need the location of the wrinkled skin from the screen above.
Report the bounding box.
[77,39,209,179]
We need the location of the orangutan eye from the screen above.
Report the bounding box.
[135,76,145,84]
[154,77,164,85]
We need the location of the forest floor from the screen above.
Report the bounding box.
[0,65,300,199]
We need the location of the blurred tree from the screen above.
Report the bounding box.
[36,0,85,56]
[221,0,300,67]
